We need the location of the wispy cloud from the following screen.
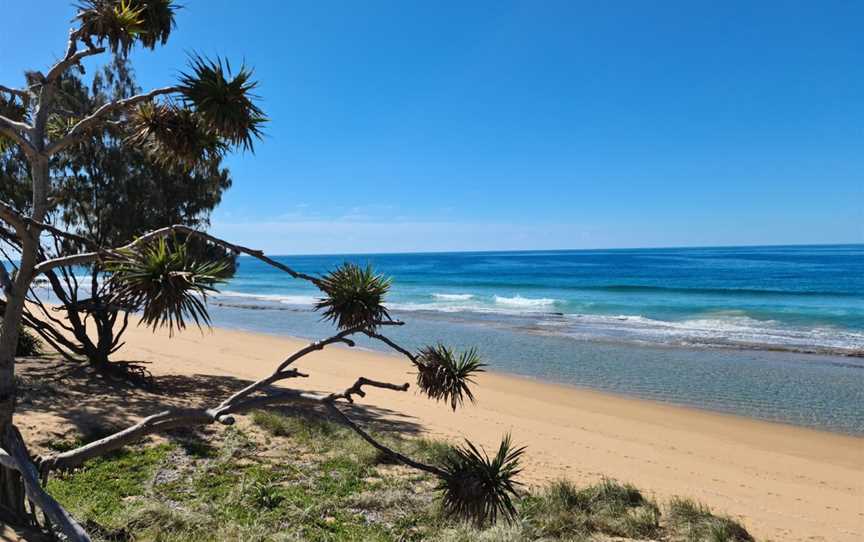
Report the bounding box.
[209,218,591,255]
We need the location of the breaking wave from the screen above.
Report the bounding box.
[431,293,475,301]
[215,291,319,306]
[539,313,864,357]
[493,295,558,307]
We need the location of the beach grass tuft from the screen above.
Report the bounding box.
[667,496,754,542]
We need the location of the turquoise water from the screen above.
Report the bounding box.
[203,245,864,435]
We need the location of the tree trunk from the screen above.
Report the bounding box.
[0,291,27,525]
[0,156,50,528]
[0,266,37,527]
[39,266,129,372]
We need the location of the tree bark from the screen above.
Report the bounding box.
[0,142,50,531]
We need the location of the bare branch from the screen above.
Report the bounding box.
[46,45,105,83]
[46,86,179,156]
[38,28,106,85]
[0,85,27,100]
[31,219,97,249]
[39,320,407,469]
[0,427,91,542]
[365,330,419,364]
[34,225,322,285]
[26,288,76,334]
[326,377,410,404]
[39,410,216,473]
[0,117,35,157]
[212,325,377,419]
[326,404,446,477]
[0,114,31,133]
[212,377,439,479]
[0,200,30,240]
[273,327,361,373]
[110,311,131,352]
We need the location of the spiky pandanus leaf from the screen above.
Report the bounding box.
[178,56,266,151]
[75,0,176,56]
[106,237,228,334]
[415,344,486,410]
[315,263,391,330]
[47,114,81,141]
[134,0,175,49]
[437,434,525,525]
[126,101,227,167]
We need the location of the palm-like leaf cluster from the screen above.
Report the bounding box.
[437,434,525,525]
[127,102,228,167]
[75,0,176,56]
[179,56,266,151]
[415,344,485,410]
[47,115,82,141]
[315,263,391,330]
[106,237,228,334]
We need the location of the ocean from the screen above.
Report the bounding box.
[203,244,864,435]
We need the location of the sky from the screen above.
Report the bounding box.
[1,0,861,254]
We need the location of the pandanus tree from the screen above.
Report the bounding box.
[0,57,234,378]
[0,2,524,539]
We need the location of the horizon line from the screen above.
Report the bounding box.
[235,241,862,259]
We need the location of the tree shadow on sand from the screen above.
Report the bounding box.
[15,356,423,452]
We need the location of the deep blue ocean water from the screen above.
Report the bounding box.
[202,244,864,435]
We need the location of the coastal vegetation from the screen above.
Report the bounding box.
[37,404,753,541]
[0,54,233,378]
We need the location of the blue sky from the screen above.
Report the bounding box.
[1,1,861,253]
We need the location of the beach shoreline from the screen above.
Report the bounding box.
[21,321,861,542]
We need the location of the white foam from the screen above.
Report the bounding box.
[431,293,475,301]
[216,291,318,306]
[493,295,557,308]
[560,313,864,353]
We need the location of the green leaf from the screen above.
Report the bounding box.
[75,0,176,56]
[437,433,525,525]
[126,101,228,168]
[415,344,486,410]
[105,237,228,334]
[178,55,267,152]
[315,263,391,330]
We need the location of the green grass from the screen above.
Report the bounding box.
[47,445,172,527]
[45,410,755,542]
[667,497,754,542]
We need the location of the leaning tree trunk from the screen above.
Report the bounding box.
[0,156,50,527]
[29,268,117,370]
[0,239,37,525]
[77,306,122,371]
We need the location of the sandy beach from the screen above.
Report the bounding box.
[21,323,863,542]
